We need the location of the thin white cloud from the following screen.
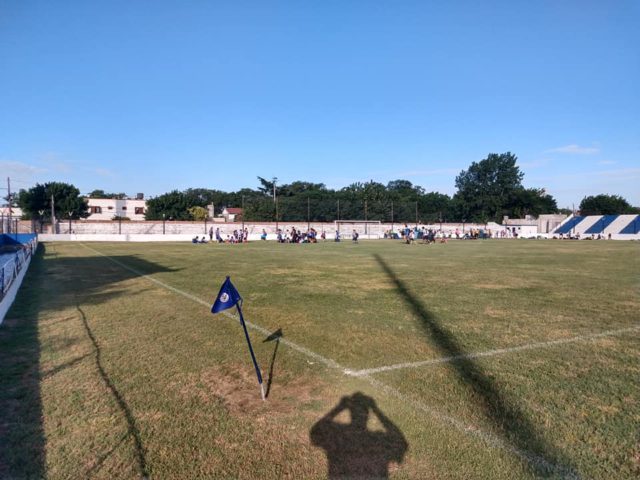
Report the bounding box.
[545,144,600,154]
[393,168,460,177]
[597,160,617,165]
[93,168,114,177]
[520,158,551,169]
[0,160,48,175]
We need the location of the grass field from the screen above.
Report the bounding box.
[1,239,638,479]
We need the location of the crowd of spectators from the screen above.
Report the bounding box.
[383,224,497,243]
[276,227,321,243]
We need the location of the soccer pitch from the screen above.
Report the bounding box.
[1,240,638,479]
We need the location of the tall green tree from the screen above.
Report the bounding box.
[453,152,525,222]
[508,188,558,218]
[18,182,88,220]
[579,194,637,215]
[88,189,127,199]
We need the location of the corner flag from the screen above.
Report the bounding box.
[212,276,242,313]
[211,276,265,400]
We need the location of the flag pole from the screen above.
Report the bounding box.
[236,303,265,401]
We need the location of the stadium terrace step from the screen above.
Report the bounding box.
[619,215,640,234]
[554,216,585,234]
[583,215,619,234]
[569,215,601,235]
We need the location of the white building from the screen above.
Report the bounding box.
[0,206,23,219]
[86,198,147,221]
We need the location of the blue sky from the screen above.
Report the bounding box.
[1,0,638,208]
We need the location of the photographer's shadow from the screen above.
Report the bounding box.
[310,392,408,479]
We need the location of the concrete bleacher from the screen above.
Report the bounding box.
[584,215,618,234]
[620,215,640,234]
[553,214,640,239]
[554,216,585,235]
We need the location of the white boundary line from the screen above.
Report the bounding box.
[347,326,640,377]
[79,243,580,478]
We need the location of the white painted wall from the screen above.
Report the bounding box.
[86,198,147,221]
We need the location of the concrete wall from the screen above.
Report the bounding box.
[37,220,494,236]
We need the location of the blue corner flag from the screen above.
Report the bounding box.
[211,276,265,400]
[212,276,242,313]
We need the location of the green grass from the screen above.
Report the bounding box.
[1,239,638,479]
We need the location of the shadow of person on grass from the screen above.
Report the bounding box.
[311,392,407,479]
[263,328,283,398]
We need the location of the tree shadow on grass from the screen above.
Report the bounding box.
[311,392,408,479]
[0,243,177,478]
[373,253,578,478]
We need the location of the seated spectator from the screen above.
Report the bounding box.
[261,229,267,241]
[352,229,359,243]
[192,236,199,243]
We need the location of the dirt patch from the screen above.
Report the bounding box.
[175,365,325,419]
[483,306,508,318]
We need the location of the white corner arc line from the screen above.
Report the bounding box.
[79,244,579,478]
[348,326,640,377]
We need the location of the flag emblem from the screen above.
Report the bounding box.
[220,293,229,302]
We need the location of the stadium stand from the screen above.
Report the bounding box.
[554,216,585,235]
[620,215,640,234]
[584,215,618,234]
[553,214,640,238]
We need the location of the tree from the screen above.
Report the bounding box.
[579,194,637,215]
[188,206,209,221]
[18,182,89,220]
[453,152,524,222]
[88,190,127,199]
[508,188,558,218]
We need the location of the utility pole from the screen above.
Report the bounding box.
[7,177,11,234]
[51,194,56,234]
[415,201,418,228]
[364,200,368,234]
[391,200,394,234]
[307,196,310,231]
[272,177,278,231]
[241,195,245,236]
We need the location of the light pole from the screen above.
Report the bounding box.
[162,213,166,235]
[390,200,394,236]
[241,195,245,237]
[272,177,278,231]
[364,200,368,234]
[38,210,45,233]
[68,211,73,234]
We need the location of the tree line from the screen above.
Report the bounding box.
[14,152,639,223]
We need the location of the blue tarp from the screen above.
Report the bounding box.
[0,233,37,246]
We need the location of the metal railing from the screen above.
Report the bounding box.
[0,237,37,302]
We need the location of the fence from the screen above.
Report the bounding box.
[0,235,38,303]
